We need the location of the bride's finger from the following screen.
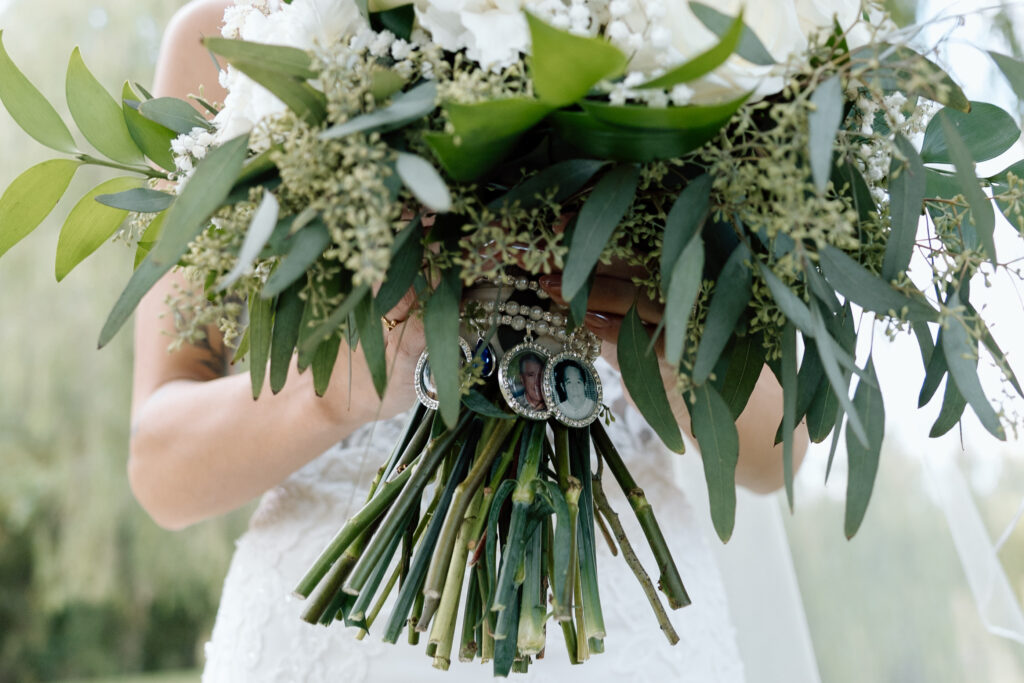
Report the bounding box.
[538,274,663,325]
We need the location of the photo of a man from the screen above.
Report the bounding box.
[517,353,545,411]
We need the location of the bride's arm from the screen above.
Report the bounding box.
[540,273,809,494]
[128,0,424,531]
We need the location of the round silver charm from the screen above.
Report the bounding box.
[498,341,551,420]
[542,351,602,428]
[414,337,473,410]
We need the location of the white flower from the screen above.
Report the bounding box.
[413,0,531,69]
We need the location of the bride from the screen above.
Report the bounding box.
[129,1,809,680]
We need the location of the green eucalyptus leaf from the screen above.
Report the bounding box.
[320,80,437,140]
[580,93,748,131]
[831,157,876,222]
[882,135,926,281]
[661,174,711,294]
[938,112,997,265]
[689,382,739,542]
[805,374,839,443]
[269,280,304,394]
[203,37,316,79]
[550,110,722,162]
[719,332,764,421]
[640,11,744,88]
[138,97,212,134]
[262,220,330,298]
[775,338,824,444]
[463,390,514,419]
[66,48,143,165]
[395,152,452,213]
[563,164,639,301]
[95,186,174,213]
[311,333,343,396]
[219,190,280,290]
[781,321,797,510]
[990,51,1024,103]
[55,176,141,281]
[930,374,968,438]
[807,75,843,192]
[488,159,607,212]
[124,87,177,174]
[942,294,1005,440]
[844,356,885,539]
[248,293,275,399]
[809,304,868,447]
[918,329,947,407]
[0,159,80,260]
[424,269,462,427]
[911,320,935,368]
[228,59,327,125]
[99,134,250,347]
[618,305,685,454]
[921,102,1019,164]
[963,300,1024,399]
[689,2,775,66]
[526,11,628,107]
[354,294,388,398]
[375,217,423,314]
[664,232,704,367]
[757,262,815,334]
[300,283,371,360]
[818,245,938,321]
[692,243,751,384]
[0,32,76,153]
[850,44,969,112]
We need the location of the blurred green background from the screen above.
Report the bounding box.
[1,0,1024,682]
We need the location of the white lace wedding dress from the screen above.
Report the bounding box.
[201,363,746,682]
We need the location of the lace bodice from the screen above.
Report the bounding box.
[202,361,745,682]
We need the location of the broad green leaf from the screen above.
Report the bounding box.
[488,159,607,212]
[809,304,868,446]
[664,232,704,366]
[354,293,388,398]
[757,262,815,334]
[938,112,997,265]
[203,37,316,79]
[122,82,177,171]
[918,330,947,407]
[844,357,884,538]
[990,51,1024,103]
[66,48,143,165]
[320,80,437,140]
[424,130,521,182]
[262,221,330,298]
[99,134,250,347]
[805,374,839,443]
[526,11,628,107]
[850,44,969,112]
[0,159,80,259]
[138,97,212,134]
[133,211,165,270]
[881,135,926,281]
[930,374,968,437]
[424,269,462,427]
[395,152,451,212]
[369,68,407,102]
[371,4,416,40]
[807,75,843,192]
[269,281,304,394]
[55,176,140,281]
[921,103,1019,164]
[375,217,422,314]
[618,305,685,453]
[563,164,640,301]
[942,293,1005,440]
[248,294,275,398]
[95,187,174,213]
[228,60,327,125]
[550,110,723,162]
[719,332,764,421]
[580,93,748,131]
[692,243,752,384]
[689,382,739,542]
[781,321,797,510]
[0,32,76,153]
[818,245,938,321]
[661,174,711,294]
[218,190,280,290]
[640,11,744,89]
[561,163,638,301]
[311,332,343,396]
[689,2,775,66]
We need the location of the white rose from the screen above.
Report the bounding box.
[414,0,530,68]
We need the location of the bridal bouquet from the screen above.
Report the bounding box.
[3,0,1024,674]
